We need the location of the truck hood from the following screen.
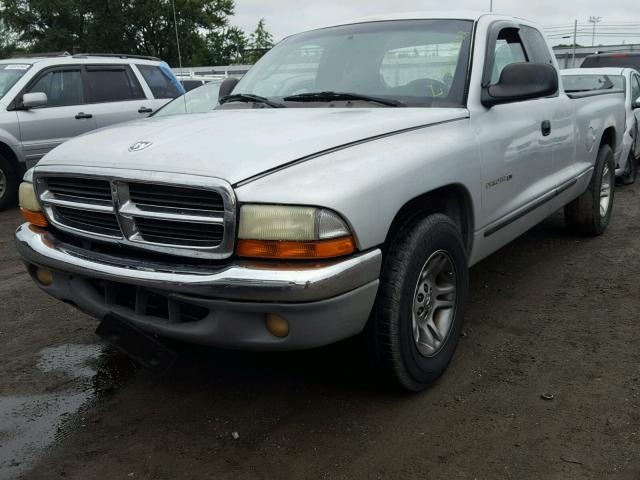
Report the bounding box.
[39,108,468,185]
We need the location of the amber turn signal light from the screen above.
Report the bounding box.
[20,208,48,227]
[237,236,356,259]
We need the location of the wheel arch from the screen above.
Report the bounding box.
[600,126,616,152]
[384,184,474,257]
[0,140,24,178]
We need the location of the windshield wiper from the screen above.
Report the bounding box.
[283,91,405,107]
[219,93,285,108]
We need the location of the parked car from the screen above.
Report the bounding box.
[153,79,224,116]
[16,13,625,391]
[175,73,226,92]
[0,53,185,209]
[562,67,640,184]
[581,52,640,70]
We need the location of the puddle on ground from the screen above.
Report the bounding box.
[0,344,135,479]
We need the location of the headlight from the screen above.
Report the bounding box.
[19,182,41,211]
[237,204,355,259]
[19,181,48,227]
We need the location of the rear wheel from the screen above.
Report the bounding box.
[0,155,17,211]
[619,151,637,185]
[564,143,615,236]
[368,214,469,392]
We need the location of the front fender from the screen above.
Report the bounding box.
[235,118,481,252]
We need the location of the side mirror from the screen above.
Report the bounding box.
[633,96,640,109]
[22,92,48,109]
[218,77,239,101]
[481,63,558,108]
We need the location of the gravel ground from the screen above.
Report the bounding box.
[1,183,640,480]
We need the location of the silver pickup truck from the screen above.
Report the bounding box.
[16,12,625,391]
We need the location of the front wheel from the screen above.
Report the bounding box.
[565,143,615,236]
[619,151,637,185]
[367,214,469,392]
[0,155,17,211]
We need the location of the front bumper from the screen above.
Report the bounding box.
[16,224,382,350]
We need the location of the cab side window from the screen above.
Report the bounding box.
[491,29,528,84]
[137,64,182,99]
[519,26,554,65]
[27,68,83,107]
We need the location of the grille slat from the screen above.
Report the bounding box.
[46,177,113,203]
[135,217,224,246]
[129,183,224,212]
[56,206,121,237]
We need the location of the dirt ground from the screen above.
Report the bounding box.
[1,183,640,480]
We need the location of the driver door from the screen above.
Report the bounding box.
[472,26,555,231]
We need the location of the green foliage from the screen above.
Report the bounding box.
[244,17,273,63]
[0,0,273,66]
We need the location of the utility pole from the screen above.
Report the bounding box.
[572,19,577,67]
[490,0,493,12]
[589,16,602,47]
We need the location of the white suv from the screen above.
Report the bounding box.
[0,53,184,209]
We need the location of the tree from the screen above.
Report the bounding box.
[205,25,247,65]
[0,0,241,66]
[0,18,21,57]
[244,18,273,63]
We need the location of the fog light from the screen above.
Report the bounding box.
[35,268,53,286]
[264,313,289,338]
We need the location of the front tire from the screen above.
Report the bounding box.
[0,155,18,211]
[368,214,469,392]
[619,151,637,185]
[564,143,615,236]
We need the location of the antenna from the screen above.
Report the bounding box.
[170,0,187,111]
[589,16,602,47]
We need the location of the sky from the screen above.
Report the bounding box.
[231,0,640,47]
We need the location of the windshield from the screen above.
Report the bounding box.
[0,64,31,99]
[233,20,474,108]
[562,74,624,92]
[153,80,223,117]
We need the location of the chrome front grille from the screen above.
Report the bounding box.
[35,168,236,259]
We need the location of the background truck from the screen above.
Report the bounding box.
[16,12,625,391]
[562,67,640,184]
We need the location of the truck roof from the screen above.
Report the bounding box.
[348,11,485,22]
[303,11,542,36]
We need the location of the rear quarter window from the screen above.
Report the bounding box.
[581,55,640,69]
[85,65,145,103]
[137,64,184,99]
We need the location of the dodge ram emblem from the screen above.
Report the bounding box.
[129,141,153,152]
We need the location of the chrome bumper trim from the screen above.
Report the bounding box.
[15,224,382,303]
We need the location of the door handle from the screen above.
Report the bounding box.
[138,107,153,114]
[75,112,93,120]
[541,120,551,136]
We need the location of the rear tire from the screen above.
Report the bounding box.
[565,143,615,236]
[619,151,637,185]
[0,155,18,211]
[367,214,469,392]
